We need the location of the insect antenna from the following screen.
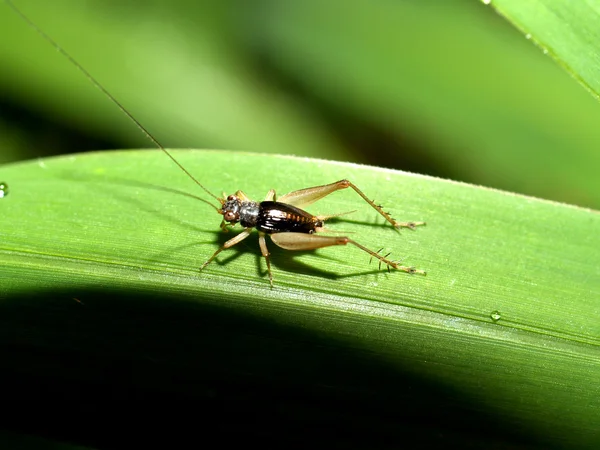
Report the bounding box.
[6,0,223,211]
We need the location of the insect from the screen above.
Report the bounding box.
[7,1,426,286]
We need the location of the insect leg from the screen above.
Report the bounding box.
[270,233,426,275]
[264,189,276,201]
[234,190,252,201]
[201,228,253,270]
[258,231,274,286]
[278,180,425,229]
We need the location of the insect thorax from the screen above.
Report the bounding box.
[239,201,260,227]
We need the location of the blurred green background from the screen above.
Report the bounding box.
[1,0,599,209]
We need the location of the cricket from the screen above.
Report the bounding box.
[7,1,427,286]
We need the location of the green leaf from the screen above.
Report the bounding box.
[1,150,599,447]
[487,0,600,98]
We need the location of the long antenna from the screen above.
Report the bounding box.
[6,0,223,207]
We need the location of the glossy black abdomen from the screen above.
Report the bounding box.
[256,201,318,234]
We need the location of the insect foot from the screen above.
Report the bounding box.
[345,239,427,276]
[391,220,426,230]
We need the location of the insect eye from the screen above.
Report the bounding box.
[227,195,236,201]
[224,212,236,222]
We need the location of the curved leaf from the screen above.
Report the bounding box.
[0,150,599,447]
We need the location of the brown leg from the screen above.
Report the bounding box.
[258,231,274,286]
[201,228,253,270]
[264,189,276,201]
[278,179,425,229]
[234,190,252,201]
[270,232,426,275]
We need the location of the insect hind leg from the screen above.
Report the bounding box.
[340,180,425,230]
[349,239,426,275]
[270,233,426,275]
[278,180,425,230]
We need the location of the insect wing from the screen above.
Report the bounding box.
[256,202,317,234]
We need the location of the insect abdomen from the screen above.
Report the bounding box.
[256,201,319,234]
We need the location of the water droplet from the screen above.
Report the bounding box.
[0,182,8,198]
[543,48,548,55]
[525,33,532,40]
[482,0,492,5]
[490,310,501,322]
